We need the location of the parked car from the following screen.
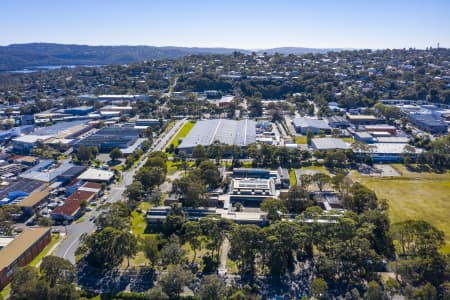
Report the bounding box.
[13,227,24,233]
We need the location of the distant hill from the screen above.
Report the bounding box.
[257,47,344,55]
[0,43,341,71]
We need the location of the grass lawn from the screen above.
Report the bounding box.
[289,169,297,186]
[182,238,209,266]
[168,121,195,148]
[226,258,239,274]
[29,234,61,267]
[340,137,354,143]
[350,165,450,253]
[123,251,150,268]
[75,215,87,224]
[131,202,151,237]
[294,135,307,144]
[167,160,194,174]
[299,165,331,175]
[0,284,11,298]
[241,161,253,168]
[111,164,124,171]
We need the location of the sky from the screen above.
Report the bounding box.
[1,0,450,49]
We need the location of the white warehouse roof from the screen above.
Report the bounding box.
[311,138,351,150]
[178,119,256,149]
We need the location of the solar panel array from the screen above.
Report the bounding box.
[179,119,256,149]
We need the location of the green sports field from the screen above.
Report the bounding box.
[350,165,450,253]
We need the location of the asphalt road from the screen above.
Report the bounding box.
[54,119,187,263]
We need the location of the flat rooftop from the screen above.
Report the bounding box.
[12,134,53,144]
[17,187,52,208]
[375,137,410,143]
[179,119,256,149]
[292,117,331,130]
[0,227,50,270]
[78,168,114,182]
[33,120,87,136]
[369,143,421,154]
[20,161,75,183]
[346,114,379,120]
[0,178,43,200]
[0,237,14,249]
[312,138,351,150]
[232,178,273,190]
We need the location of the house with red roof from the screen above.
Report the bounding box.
[51,190,95,221]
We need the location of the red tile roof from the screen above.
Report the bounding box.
[83,182,102,189]
[51,190,95,217]
[66,178,81,188]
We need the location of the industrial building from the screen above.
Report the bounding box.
[292,117,331,134]
[326,116,350,128]
[362,143,420,162]
[346,114,383,126]
[17,187,53,216]
[77,168,115,182]
[12,121,92,153]
[178,119,256,152]
[311,138,351,150]
[12,134,53,154]
[408,113,448,134]
[51,189,96,221]
[63,106,94,116]
[353,131,374,143]
[361,124,397,135]
[229,178,276,205]
[97,94,150,101]
[33,120,92,139]
[0,227,51,289]
[0,178,43,207]
[135,118,161,127]
[19,161,80,183]
[99,105,133,115]
[78,127,142,152]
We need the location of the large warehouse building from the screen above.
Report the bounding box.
[292,117,331,134]
[178,119,256,152]
[407,113,448,134]
[0,227,51,289]
[78,127,142,152]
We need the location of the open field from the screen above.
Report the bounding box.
[131,202,151,236]
[294,135,307,144]
[350,165,450,253]
[297,165,331,176]
[168,120,195,148]
[289,169,297,186]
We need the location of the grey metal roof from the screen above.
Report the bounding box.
[312,138,351,150]
[33,120,87,136]
[20,161,75,182]
[409,113,447,126]
[292,118,331,130]
[179,119,256,149]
